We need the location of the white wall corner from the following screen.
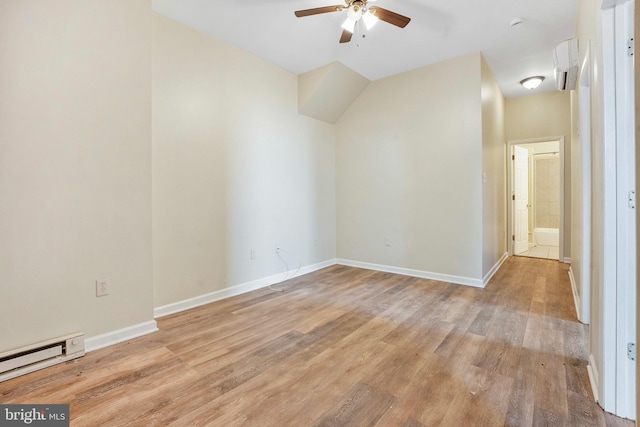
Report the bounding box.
[336,259,484,288]
[85,320,158,353]
[483,252,509,286]
[154,258,337,318]
[568,267,582,323]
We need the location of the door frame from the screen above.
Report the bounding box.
[507,137,566,262]
[597,0,636,418]
[614,0,636,417]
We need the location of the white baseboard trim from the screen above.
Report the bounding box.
[483,252,508,286]
[587,354,600,403]
[154,258,337,318]
[85,320,158,353]
[336,259,484,288]
[563,257,572,264]
[568,267,582,323]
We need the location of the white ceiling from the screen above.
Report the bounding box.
[152,0,578,99]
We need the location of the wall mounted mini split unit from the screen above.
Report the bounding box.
[553,38,579,91]
[0,333,85,382]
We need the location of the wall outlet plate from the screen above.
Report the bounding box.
[96,278,109,297]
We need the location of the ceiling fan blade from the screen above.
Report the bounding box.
[294,5,344,17]
[339,29,353,43]
[369,6,411,28]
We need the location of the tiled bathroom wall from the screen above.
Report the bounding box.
[534,156,560,228]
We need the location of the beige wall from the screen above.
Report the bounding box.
[570,87,584,302]
[0,1,153,352]
[481,56,507,277]
[506,91,572,258]
[298,62,370,124]
[0,4,511,356]
[575,0,604,403]
[336,52,485,280]
[152,14,336,306]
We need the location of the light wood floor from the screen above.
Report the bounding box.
[0,257,634,426]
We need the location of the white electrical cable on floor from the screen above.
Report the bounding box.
[268,247,301,293]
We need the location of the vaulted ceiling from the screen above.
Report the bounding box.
[152,0,578,99]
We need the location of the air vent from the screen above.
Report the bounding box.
[554,38,579,91]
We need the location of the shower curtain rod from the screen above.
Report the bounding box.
[532,151,559,156]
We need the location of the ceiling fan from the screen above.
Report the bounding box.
[294,0,411,44]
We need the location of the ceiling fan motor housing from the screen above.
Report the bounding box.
[347,1,365,20]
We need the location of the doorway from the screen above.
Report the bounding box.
[507,137,565,262]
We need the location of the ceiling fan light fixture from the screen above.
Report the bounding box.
[520,76,545,89]
[341,17,356,33]
[347,4,363,21]
[293,1,411,44]
[362,10,378,29]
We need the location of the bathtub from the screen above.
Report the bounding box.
[533,227,559,247]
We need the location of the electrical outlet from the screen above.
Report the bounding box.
[250,249,256,260]
[96,278,109,297]
[275,246,281,254]
[385,238,391,247]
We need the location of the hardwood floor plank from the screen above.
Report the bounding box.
[533,330,569,417]
[164,290,419,426]
[473,308,529,379]
[415,331,486,426]
[399,418,426,427]
[567,390,607,427]
[605,410,636,427]
[532,405,568,427]
[440,364,514,427]
[313,382,395,427]
[169,341,394,426]
[381,313,455,354]
[466,292,498,336]
[71,358,198,427]
[504,349,537,427]
[205,330,306,394]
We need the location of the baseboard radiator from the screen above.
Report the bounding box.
[0,333,85,382]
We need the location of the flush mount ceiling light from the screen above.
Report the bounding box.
[520,76,545,90]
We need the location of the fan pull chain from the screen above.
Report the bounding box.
[356,19,365,47]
